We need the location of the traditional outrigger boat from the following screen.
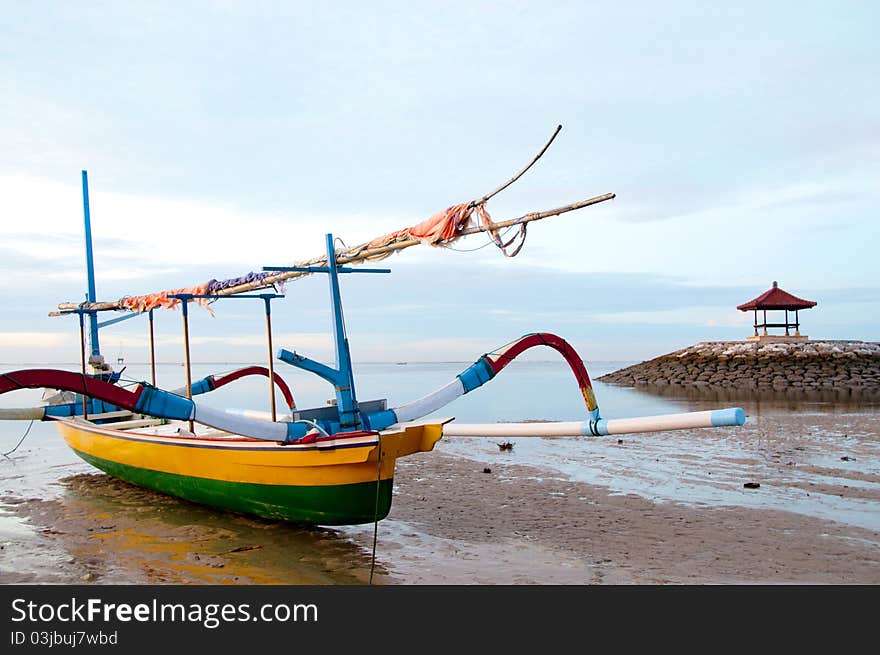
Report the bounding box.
[0,127,745,525]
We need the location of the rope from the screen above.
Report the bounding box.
[489,332,550,364]
[442,224,522,253]
[117,376,147,389]
[361,200,530,261]
[2,420,34,459]
[474,204,528,257]
[442,234,497,253]
[291,419,329,437]
[369,432,382,585]
[0,372,24,391]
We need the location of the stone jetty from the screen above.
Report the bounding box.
[598,340,880,393]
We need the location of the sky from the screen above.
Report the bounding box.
[1,1,878,366]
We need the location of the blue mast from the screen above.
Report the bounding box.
[81,170,100,358]
[324,233,360,429]
[273,233,390,433]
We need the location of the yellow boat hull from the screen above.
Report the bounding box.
[54,418,444,525]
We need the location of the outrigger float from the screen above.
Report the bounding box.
[0,127,745,525]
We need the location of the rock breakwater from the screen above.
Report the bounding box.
[598,340,880,394]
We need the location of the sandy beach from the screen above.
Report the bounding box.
[1,408,878,585]
[371,451,880,584]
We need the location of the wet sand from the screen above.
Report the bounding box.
[2,408,879,585]
[0,477,377,585]
[367,451,880,584]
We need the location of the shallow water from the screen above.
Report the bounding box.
[1,360,878,582]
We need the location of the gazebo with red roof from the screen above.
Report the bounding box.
[737,281,817,341]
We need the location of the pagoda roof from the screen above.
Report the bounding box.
[737,281,817,311]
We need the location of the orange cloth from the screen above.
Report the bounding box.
[119,283,213,314]
[367,200,525,257]
[369,202,475,248]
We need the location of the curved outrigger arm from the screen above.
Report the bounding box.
[358,332,745,435]
[0,365,297,423]
[172,366,296,412]
[388,332,599,425]
[0,370,310,442]
[0,333,746,442]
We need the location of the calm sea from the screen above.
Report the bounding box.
[0,360,877,582]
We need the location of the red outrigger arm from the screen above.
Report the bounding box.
[211,366,296,410]
[0,369,145,411]
[390,332,600,424]
[0,366,297,413]
[0,367,298,422]
[0,368,359,442]
[0,368,193,422]
[483,333,597,413]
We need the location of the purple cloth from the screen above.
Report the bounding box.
[206,272,273,294]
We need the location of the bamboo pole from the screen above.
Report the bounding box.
[148,309,156,386]
[78,312,88,420]
[57,191,615,313]
[468,124,562,208]
[54,127,614,313]
[264,297,276,422]
[181,299,194,434]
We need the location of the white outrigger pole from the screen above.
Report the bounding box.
[444,408,746,438]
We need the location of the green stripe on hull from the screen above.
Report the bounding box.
[72,449,393,526]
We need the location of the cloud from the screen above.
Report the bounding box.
[590,306,753,327]
[0,173,419,280]
[351,336,496,363]
[0,331,71,348]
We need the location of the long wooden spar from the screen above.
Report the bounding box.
[56,124,615,313]
[196,192,616,296]
[55,192,615,313]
